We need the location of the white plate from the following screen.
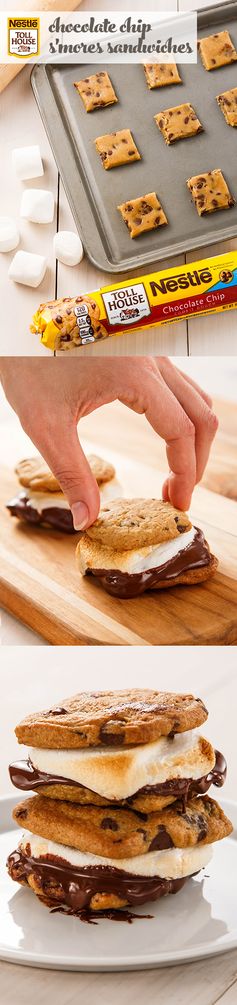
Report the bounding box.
[1,795,237,972]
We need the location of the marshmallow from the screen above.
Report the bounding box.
[28,492,70,513]
[8,250,47,288]
[80,526,197,576]
[0,216,19,253]
[26,478,122,513]
[29,730,215,801]
[53,230,83,266]
[20,189,54,224]
[20,832,212,880]
[12,145,44,181]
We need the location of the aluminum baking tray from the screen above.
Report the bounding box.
[31,2,237,273]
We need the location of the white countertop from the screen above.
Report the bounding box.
[1,646,237,999]
[0,0,236,356]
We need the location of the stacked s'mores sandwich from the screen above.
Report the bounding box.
[76,498,217,598]
[8,690,232,916]
[7,453,118,533]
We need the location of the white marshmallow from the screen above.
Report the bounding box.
[27,478,123,513]
[82,526,196,576]
[28,492,70,513]
[53,230,83,266]
[20,832,212,880]
[8,250,47,288]
[0,216,20,253]
[20,189,54,224]
[12,145,44,181]
[29,730,215,801]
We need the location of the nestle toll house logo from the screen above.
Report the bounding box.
[8,17,40,58]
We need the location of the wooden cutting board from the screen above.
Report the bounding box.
[0,422,237,645]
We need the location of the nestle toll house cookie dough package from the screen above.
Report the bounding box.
[31,250,237,350]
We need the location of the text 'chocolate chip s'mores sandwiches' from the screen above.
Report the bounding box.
[6,453,118,533]
[76,498,218,598]
[7,689,232,916]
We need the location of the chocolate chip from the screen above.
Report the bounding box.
[141,202,152,215]
[55,315,62,324]
[176,524,187,533]
[48,707,68,716]
[15,808,28,819]
[99,724,125,746]
[101,817,119,831]
[184,117,189,124]
[149,826,174,851]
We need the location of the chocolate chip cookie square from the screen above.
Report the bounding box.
[198,30,237,70]
[154,103,203,144]
[144,63,182,89]
[74,71,118,113]
[187,169,235,216]
[216,87,237,127]
[117,191,168,239]
[95,129,141,170]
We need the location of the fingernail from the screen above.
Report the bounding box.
[71,501,89,530]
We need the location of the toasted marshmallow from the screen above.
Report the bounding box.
[29,730,215,801]
[77,526,196,576]
[20,832,212,879]
[26,477,123,515]
[27,492,70,513]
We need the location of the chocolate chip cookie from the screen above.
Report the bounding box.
[85,499,192,550]
[74,72,118,113]
[154,103,203,144]
[15,688,208,749]
[12,794,232,860]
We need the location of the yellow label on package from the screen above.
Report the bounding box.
[34,251,237,350]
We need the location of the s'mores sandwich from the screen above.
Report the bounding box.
[8,689,231,915]
[6,453,119,533]
[76,498,218,598]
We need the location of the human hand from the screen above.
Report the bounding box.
[0,356,218,529]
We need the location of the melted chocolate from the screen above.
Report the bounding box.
[50,905,152,924]
[8,750,226,814]
[86,528,212,598]
[129,750,227,810]
[7,848,188,911]
[6,492,75,534]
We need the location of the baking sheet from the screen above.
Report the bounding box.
[31,2,237,273]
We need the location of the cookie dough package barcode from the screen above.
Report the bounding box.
[31,250,237,351]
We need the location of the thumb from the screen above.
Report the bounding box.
[43,425,100,530]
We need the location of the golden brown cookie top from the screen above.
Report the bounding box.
[15,688,208,749]
[86,498,192,550]
[87,454,115,485]
[13,794,233,860]
[15,453,115,493]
